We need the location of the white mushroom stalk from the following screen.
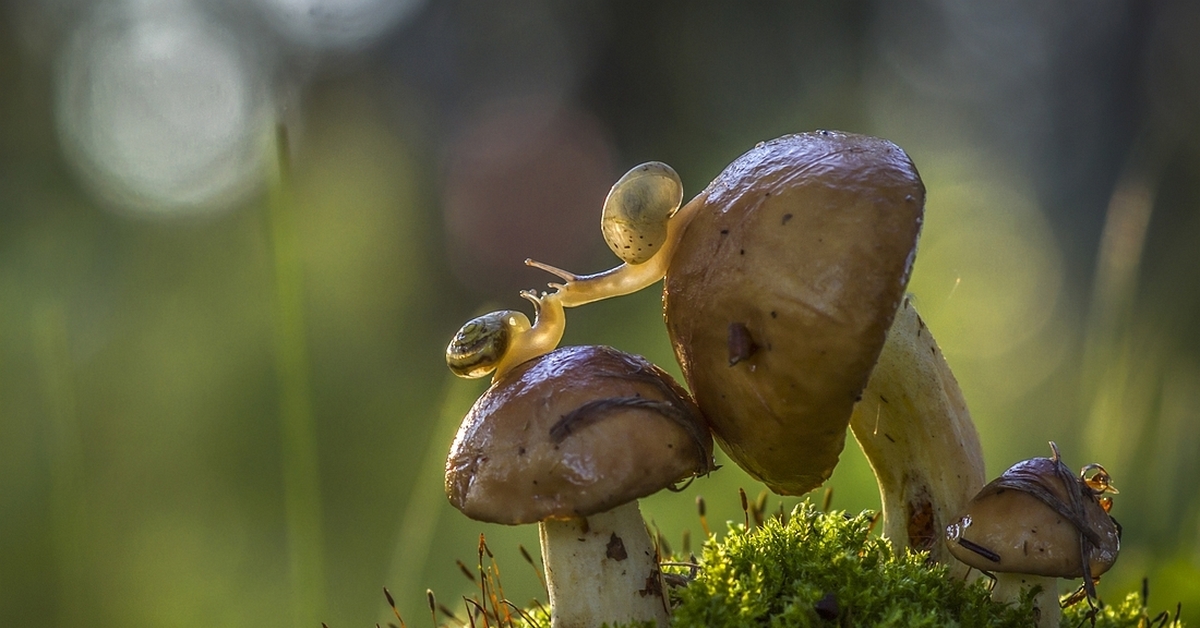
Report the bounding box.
[539,502,668,628]
[991,574,1061,628]
[848,297,986,577]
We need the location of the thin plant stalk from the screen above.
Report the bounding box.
[32,301,87,628]
[383,370,484,624]
[268,124,327,625]
[1080,130,1169,471]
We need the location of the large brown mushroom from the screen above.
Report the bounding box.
[663,131,926,495]
[445,344,714,628]
[946,443,1121,628]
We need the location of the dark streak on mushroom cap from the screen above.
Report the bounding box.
[445,345,715,525]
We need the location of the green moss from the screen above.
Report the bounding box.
[506,503,1180,628]
[667,503,1027,627]
[1063,592,1182,628]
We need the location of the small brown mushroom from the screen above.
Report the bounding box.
[945,443,1121,628]
[446,345,714,628]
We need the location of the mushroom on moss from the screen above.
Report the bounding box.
[662,133,985,571]
[526,132,987,573]
[662,131,926,494]
[945,443,1121,628]
[445,344,715,628]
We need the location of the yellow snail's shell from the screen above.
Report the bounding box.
[601,162,683,265]
[446,310,526,378]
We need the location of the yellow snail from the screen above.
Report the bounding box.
[526,161,699,307]
[446,290,565,381]
[449,162,690,382]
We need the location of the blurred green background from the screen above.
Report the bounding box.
[2,1,1199,626]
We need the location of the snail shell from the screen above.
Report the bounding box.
[446,310,527,378]
[601,162,684,265]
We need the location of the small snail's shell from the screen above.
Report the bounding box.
[601,162,683,265]
[446,310,526,379]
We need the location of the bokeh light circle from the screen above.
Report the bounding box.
[909,160,1066,361]
[254,0,425,52]
[55,8,271,217]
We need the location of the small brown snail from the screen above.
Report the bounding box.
[445,290,565,382]
[945,443,1121,628]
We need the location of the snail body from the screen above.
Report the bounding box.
[448,163,682,381]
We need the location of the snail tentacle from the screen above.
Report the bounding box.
[525,259,579,283]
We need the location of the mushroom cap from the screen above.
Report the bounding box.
[663,131,925,495]
[445,344,714,525]
[946,456,1121,578]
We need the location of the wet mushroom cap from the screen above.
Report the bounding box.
[664,131,925,495]
[445,345,714,525]
[947,457,1120,578]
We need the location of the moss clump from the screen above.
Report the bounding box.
[1063,592,1182,628]
[505,503,1179,627]
[667,502,1026,627]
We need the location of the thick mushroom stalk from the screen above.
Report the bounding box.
[848,297,985,576]
[539,502,666,628]
[945,444,1121,628]
[445,345,714,628]
[991,574,1060,628]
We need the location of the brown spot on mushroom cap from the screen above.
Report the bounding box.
[663,132,924,495]
[445,345,714,525]
[947,456,1120,578]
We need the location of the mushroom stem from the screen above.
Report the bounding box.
[538,501,670,628]
[991,573,1060,628]
[848,298,986,577]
